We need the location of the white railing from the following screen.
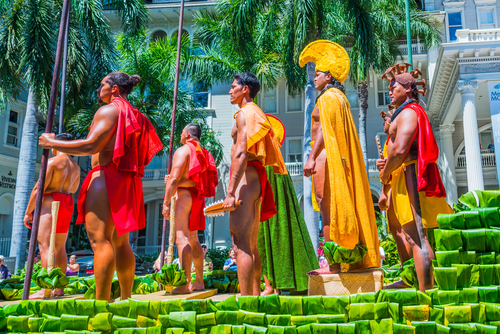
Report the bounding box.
[367,159,379,173]
[396,40,427,55]
[457,151,496,168]
[0,237,11,256]
[143,169,168,181]
[285,162,303,176]
[455,28,500,43]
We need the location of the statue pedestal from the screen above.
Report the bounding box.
[308,268,384,295]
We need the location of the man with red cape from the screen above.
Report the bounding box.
[377,63,452,292]
[162,123,218,294]
[39,72,163,301]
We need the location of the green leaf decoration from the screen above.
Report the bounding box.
[33,267,69,290]
[151,263,188,287]
[323,242,368,265]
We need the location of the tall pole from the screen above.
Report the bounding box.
[405,0,413,69]
[22,0,71,300]
[160,0,185,271]
[59,3,71,134]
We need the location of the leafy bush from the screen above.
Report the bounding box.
[381,236,400,268]
[207,248,230,270]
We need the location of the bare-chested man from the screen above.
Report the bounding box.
[377,64,451,291]
[222,72,286,296]
[24,133,80,299]
[300,40,379,273]
[39,72,162,300]
[162,123,218,294]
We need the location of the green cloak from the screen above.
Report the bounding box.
[257,166,319,291]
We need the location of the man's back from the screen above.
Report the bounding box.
[45,154,80,194]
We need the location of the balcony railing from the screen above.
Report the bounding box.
[457,151,496,168]
[455,28,500,43]
[0,237,10,256]
[396,40,428,55]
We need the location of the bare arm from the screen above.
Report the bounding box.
[24,161,55,226]
[223,113,248,209]
[164,147,189,205]
[303,106,324,177]
[380,108,418,183]
[38,105,119,156]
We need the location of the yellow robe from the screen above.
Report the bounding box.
[383,142,453,231]
[312,88,380,270]
[234,102,287,175]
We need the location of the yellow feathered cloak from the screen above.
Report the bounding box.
[313,88,380,270]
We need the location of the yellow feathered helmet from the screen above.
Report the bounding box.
[299,40,350,83]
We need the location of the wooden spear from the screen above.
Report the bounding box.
[58,1,71,134]
[22,0,71,300]
[160,0,185,272]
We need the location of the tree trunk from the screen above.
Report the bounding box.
[9,89,39,273]
[358,82,369,172]
[302,62,320,254]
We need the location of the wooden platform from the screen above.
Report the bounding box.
[0,289,218,306]
[308,269,384,295]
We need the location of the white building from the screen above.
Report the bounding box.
[0,0,499,258]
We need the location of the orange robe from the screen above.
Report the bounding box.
[234,102,287,221]
[312,88,380,271]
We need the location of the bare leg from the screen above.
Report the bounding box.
[252,198,263,296]
[52,232,69,296]
[30,200,53,299]
[308,150,340,275]
[173,189,193,294]
[84,171,117,301]
[404,164,435,292]
[230,165,261,296]
[385,198,411,289]
[189,230,204,291]
[261,275,275,296]
[112,231,135,299]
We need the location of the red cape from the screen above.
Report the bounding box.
[111,98,163,177]
[186,141,218,198]
[407,103,446,198]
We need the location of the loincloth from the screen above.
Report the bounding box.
[247,161,276,222]
[76,162,145,236]
[30,192,74,234]
[389,160,452,231]
[178,187,205,231]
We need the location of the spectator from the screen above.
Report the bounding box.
[201,244,213,272]
[34,250,41,264]
[0,256,11,279]
[480,143,484,151]
[379,237,386,267]
[223,249,237,271]
[488,139,495,152]
[66,255,79,276]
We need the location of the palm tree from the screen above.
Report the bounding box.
[67,31,224,164]
[0,0,148,272]
[191,0,376,252]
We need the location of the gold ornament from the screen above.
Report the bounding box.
[299,40,350,83]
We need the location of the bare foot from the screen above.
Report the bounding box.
[260,286,275,296]
[307,264,341,276]
[385,280,410,289]
[29,290,47,300]
[51,288,64,298]
[192,279,204,292]
[173,284,192,294]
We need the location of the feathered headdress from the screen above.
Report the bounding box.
[299,40,350,83]
[381,62,427,96]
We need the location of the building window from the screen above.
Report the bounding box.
[376,78,390,107]
[261,85,278,114]
[6,110,20,147]
[286,90,303,113]
[344,80,359,108]
[447,11,463,42]
[287,138,302,163]
[477,7,496,29]
[193,80,209,108]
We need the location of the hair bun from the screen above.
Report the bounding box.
[129,74,141,87]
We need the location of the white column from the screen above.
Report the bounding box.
[457,80,484,191]
[439,124,459,203]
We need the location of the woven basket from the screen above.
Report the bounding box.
[308,268,384,295]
